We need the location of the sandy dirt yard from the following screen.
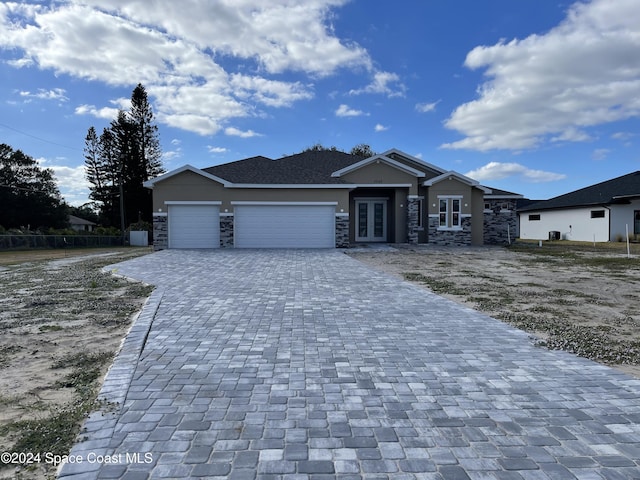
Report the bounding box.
[0,248,152,480]
[348,243,640,379]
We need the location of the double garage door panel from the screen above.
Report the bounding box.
[235,205,335,248]
[169,204,220,249]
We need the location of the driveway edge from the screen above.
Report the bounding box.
[57,286,163,479]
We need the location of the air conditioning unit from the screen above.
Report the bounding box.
[548,231,561,241]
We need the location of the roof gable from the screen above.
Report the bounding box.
[331,154,426,178]
[424,171,492,193]
[143,164,231,188]
[520,171,640,212]
[381,149,447,176]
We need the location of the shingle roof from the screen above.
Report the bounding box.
[483,187,523,198]
[203,151,359,184]
[519,171,640,212]
[68,215,96,226]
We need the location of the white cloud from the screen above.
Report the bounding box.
[19,88,68,102]
[207,146,228,154]
[592,148,610,161]
[41,161,91,206]
[0,1,374,137]
[374,124,388,132]
[415,101,440,113]
[225,127,263,138]
[466,162,566,183]
[349,71,405,98]
[335,104,367,117]
[443,0,640,151]
[75,104,120,120]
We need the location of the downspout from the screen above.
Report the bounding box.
[604,204,611,242]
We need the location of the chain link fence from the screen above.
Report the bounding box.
[0,235,124,250]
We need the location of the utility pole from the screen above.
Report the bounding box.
[119,152,126,243]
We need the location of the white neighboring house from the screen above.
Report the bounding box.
[518,171,640,242]
[68,215,96,232]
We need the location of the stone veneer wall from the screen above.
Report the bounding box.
[428,217,472,246]
[335,215,349,248]
[406,198,420,244]
[152,214,168,251]
[483,199,518,245]
[220,215,234,248]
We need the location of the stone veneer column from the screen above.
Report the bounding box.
[219,214,234,248]
[406,197,420,244]
[335,214,349,248]
[152,214,168,250]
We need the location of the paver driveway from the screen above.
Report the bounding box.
[60,250,640,479]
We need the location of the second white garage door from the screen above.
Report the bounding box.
[234,204,335,248]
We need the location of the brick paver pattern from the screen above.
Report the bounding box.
[59,250,640,479]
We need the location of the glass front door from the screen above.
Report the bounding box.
[356,199,387,242]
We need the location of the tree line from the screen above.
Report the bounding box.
[2,81,377,233]
[0,83,164,233]
[0,144,69,231]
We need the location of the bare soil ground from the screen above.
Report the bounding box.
[0,248,152,480]
[348,242,640,379]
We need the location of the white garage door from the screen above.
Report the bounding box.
[168,204,220,248]
[234,204,335,248]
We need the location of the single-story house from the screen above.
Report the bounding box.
[144,148,521,249]
[518,171,640,242]
[68,215,96,232]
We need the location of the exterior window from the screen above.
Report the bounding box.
[439,199,448,227]
[484,202,491,211]
[591,210,605,218]
[634,210,640,235]
[438,197,462,228]
[529,214,541,221]
[452,199,461,227]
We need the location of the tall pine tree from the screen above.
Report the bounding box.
[84,84,164,228]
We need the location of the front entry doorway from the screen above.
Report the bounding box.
[356,199,387,242]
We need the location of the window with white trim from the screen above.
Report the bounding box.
[438,197,462,228]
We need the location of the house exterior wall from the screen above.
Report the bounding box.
[426,178,475,246]
[152,171,351,213]
[471,189,484,246]
[519,207,610,242]
[610,199,640,241]
[484,198,518,245]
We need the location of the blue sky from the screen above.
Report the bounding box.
[1,0,639,206]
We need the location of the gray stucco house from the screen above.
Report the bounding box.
[144,149,521,249]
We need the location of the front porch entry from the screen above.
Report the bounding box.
[356,198,387,242]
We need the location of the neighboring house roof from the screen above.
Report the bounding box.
[519,171,640,212]
[68,215,96,226]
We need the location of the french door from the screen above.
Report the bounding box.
[356,199,387,242]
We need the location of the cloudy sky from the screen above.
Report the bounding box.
[1,0,639,205]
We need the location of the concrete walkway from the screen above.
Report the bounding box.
[59,250,640,479]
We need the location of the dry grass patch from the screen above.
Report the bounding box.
[0,248,152,480]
